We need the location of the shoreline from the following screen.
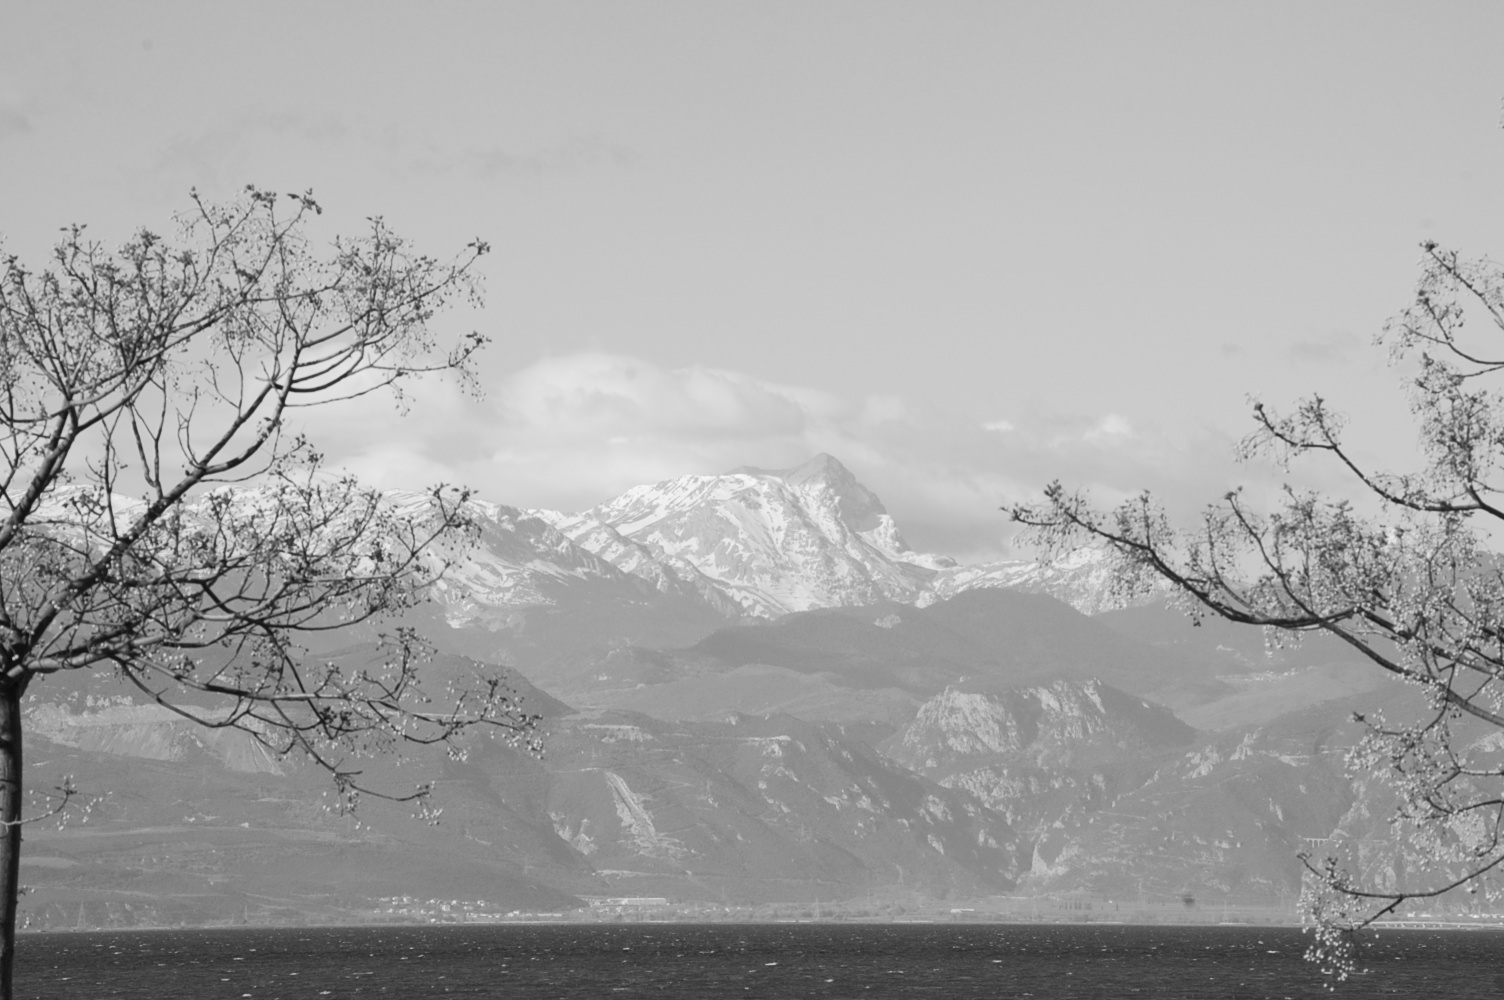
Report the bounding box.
[19,917,1504,936]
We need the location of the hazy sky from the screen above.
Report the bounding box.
[4,2,1504,560]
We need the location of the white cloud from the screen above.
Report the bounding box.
[302,351,1322,564]
[494,353,830,441]
[1083,413,1134,445]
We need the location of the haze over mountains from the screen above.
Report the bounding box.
[15,455,1431,928]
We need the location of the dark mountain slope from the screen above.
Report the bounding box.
[567,589,1236,722]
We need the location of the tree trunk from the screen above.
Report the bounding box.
[0,680,24,1000]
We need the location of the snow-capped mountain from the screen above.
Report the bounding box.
[421,453,1132,624]
[552,454,951,617]
[926,545,1140,616]
[529,508,748,619]
[426,499,647,627]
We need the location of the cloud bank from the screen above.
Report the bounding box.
[314,352,1297,563]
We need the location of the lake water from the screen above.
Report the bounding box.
[15,922,1503,998]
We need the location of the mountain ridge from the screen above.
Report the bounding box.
[424,453,1133,630]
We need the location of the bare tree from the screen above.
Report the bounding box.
[1012,241,1504,978]
[0,188,538,997]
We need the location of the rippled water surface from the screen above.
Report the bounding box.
[15,922,1504,998]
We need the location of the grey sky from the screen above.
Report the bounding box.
[3,2,1502,559]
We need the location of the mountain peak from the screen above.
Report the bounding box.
[726,452,847,482]
[776,452,849,484]
[787,455,887,534]
[728,454,887,533]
